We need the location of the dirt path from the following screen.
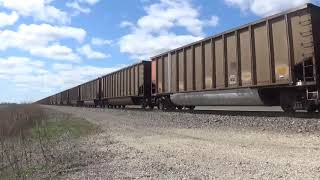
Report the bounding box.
[46,106,320,179]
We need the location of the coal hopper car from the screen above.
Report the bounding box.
[79,78,101,107]
[36,97,50,105]
[101,61,152,108]
[49,95,56,105]
[151,4,320,112]
[68,86,80,106]
[56,93,62,105]
[61,90,69,105]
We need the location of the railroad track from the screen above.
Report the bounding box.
[84,106,320,119]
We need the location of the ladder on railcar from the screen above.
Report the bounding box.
[302,58,316,83]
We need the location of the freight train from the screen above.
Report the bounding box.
[37,4,320,113]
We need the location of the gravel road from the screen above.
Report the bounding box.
[46,106,320,179]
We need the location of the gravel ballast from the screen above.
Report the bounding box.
[46,106,320,179]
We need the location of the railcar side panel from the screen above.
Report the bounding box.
[57,93,61,105]
[139,64,144,95]
[178,50,185,92]
[204,40,213,89]
[151,60,157,94]
[124,69,127,96]
[135,65,139,96]
[195,43,203,90]
[239,28,252,86]
[69,86,79,105]
[61,90,68,105]
[171,52,178,93]
[186,47,194,91]
[271,17,290,83]
[119,71,122,97]
[215,37,225,88]
[253,23,271,85]
[157,57,163,93]
[163,55,169,93]
[226,33,238,87]
[126,68,129,96]
[130,67,134,96]
[311,5,320,87]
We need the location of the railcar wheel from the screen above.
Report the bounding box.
[149,105,154,110]
[307,103,317,113]
[122,105,126,108]
[187,106,195,110]
[167,105,176,111]
[159,102,165,110]
[177,106,183,110]
[280,90,296,113]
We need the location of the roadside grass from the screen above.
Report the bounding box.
[0,104,98,180]
[31,117,97,139]
[0,104,44,137]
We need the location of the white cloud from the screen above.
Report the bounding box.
[0,0,70,24]
[120,31,202,59]
[0,23,86,61]
[0,11,19,27]
[77,44,110,59]
[49,63,119,90]
[30,44,81,62]
[0,56,122,102]
[66,1,91,14]
[119,0,218,59]
[91,37,113,46]
[78,0,100,5]
[0,24,86,50]
[206,16,219,27]
[0,57,45,78]
[67,0,100,15]
[225,0,311,16]
[120,21,134,28]
[136,0,206,36]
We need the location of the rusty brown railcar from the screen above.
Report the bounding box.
[36,97,50,105]
[56,93,62,105]
[61,90,69,105]
[68,86,80,106]
[101,61,152,108]
[151,4,320,112]
[45,97,51,105]
[49,95,55,105]
[79,78,101,107]
[44,97,50,105]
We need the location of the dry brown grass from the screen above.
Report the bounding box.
[0,104,44,137]
[0,104,98,179]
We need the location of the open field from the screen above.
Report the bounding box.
[0,105,98,179]
[45,105,320,179]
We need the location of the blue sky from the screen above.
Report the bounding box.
[0,0,319,103]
